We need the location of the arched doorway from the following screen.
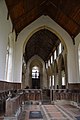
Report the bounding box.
[32,66,40,89]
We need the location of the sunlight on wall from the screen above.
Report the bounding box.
[5,33,14,82]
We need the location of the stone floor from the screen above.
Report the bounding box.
[56,104,80,120]
[41,105,70,120]
[1,101,80,120]
[19,101,80,120]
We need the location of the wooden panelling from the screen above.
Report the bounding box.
[0,81,21,91]
[68,83,80,89]
[5,0,80,63]
[5,0,80,37]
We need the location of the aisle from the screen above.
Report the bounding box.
[19,104,45,120]
[19,103,71,120]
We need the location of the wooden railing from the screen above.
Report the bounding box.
[23,89,42,101]
[50,89,80,104]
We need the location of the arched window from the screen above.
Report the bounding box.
[32,66,39,79]
[62,71,65,86]
[54,50,56,60]
[51,55,53,64]
[59,43,62,55]
[52,75,54,86]
[46,62,48,69]
[48,59,50,67]
[49,76,51,88]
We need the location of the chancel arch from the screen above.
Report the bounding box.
[22,55,47,89]
[22,27,67,89]
[16,16,76,84]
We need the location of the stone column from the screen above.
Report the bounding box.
[58,69,62,89]
[64,53,68,88]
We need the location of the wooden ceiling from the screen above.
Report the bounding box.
[24,29,60,63]
[5,0,80,38]
[5,0,80,62]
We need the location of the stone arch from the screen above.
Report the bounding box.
[74,33,80,83]
[25,55,47,89]
[22,21,67,88]
[22,25,67,55]
[15,16,76,84]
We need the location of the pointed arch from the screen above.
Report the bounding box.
[14,15,76,83]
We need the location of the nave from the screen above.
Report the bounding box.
[0,1,80,120]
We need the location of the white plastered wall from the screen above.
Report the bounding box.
[0,0,12,81]
[75,33,80,82]
[6,31,16,82]
[14,15,77,83]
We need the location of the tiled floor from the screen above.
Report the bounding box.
[1,102,80,120]
[42,105,69,120]
[57,104,80,119]
[19,104,71,120]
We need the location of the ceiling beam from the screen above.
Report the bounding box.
[49,0,80,27]
[13,0,47,24]
[5,0,21,9]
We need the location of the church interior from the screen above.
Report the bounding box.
[0,0,80,119]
